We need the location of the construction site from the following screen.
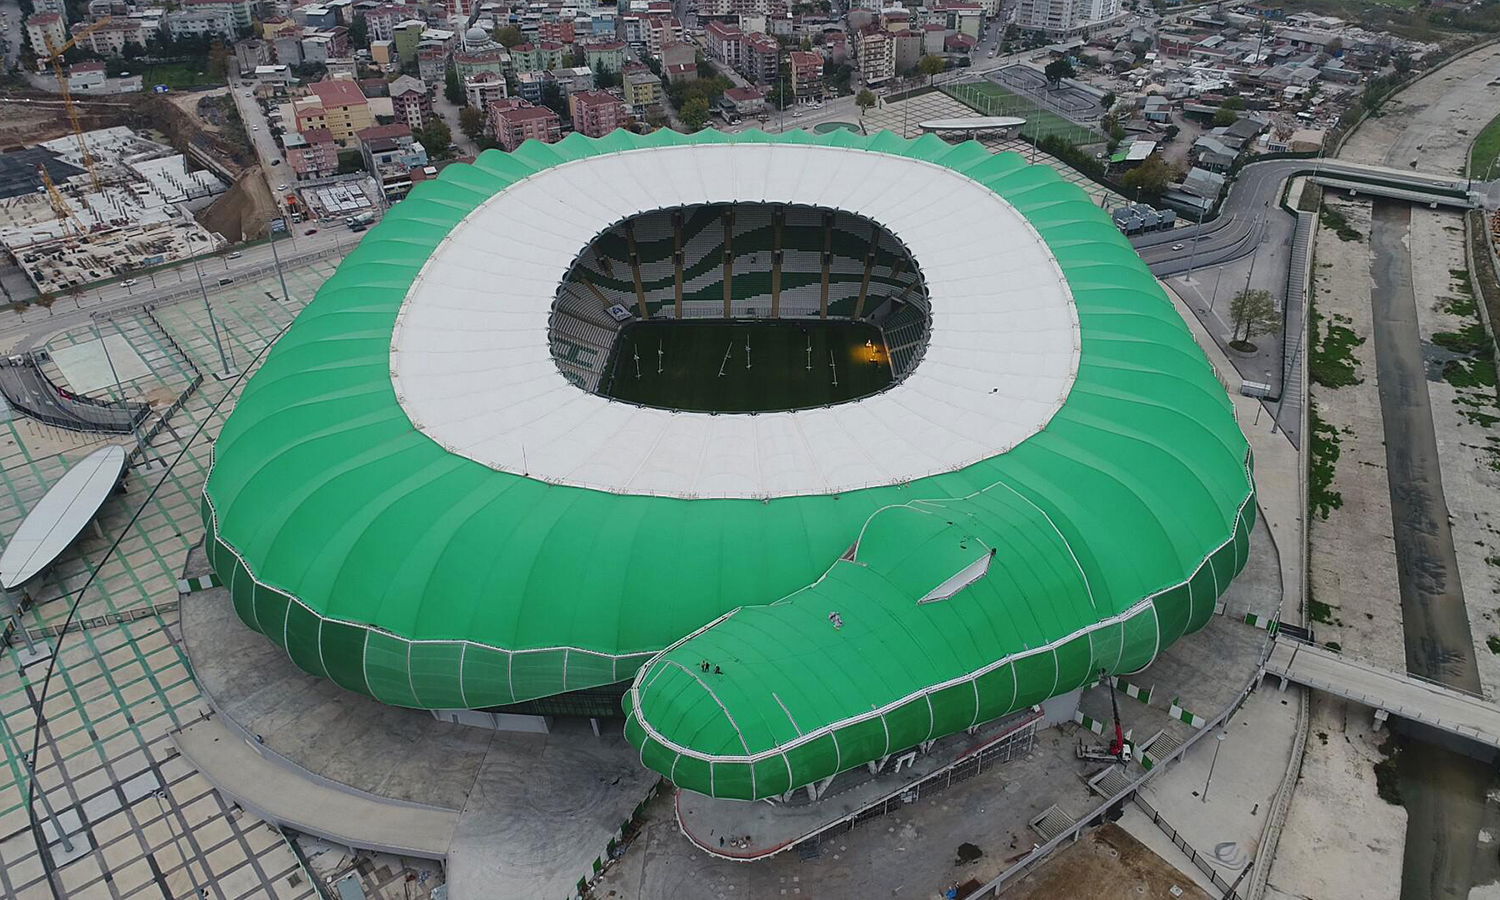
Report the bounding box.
[0,126,228,296]
[0,15,265,302]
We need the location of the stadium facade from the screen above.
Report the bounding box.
[203,129,1255,802]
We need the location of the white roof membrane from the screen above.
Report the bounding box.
[391,143,1080,499]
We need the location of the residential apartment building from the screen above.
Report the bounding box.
[70,18,145,55]
[464,71,508,108]
[787,49,823,97]
[25,13,67,57]
[539,19,575,43]
[857,28,894,84]
[389,74,430,130]
[705,20,745,69]
[744,32,778,84]
[234,38,273,73]
[510,41,566,71]
[302,79,375,144]
[623,69,661,114]
[488,98,562,150]
[285,128,340,180]
[1012,0,1123,38]
[569,89,628,137]
[584,40,628,73]
[358,123,429,202]
[185,0,254,32]
[165,8,237,40]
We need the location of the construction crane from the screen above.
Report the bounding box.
[41,16,113,193]
[35,164,81,233]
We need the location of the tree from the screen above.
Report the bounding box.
[680,96,710,132]
[349,15,369,50]
[917,54,946,86]
[1324,37,1343,56]
[855,88,876,115]
[539,80,567,117]
[207,39,230,82]
[1213,106,1239,127]
[1100,90,1116,110]
[1228,288,1278,350]
[494,25,523,47]
[1043,57,1075,86]
[459,106,486,141]
[444,66,464,105]
[39,292,57,316]
[1163,123,1180,142]
[419,117,453,157]
[596,63,619,89]
[1120,152,1172,199]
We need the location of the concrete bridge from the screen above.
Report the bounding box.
[1265,637,1500,749]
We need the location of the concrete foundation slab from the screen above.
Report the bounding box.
[49,334,151,395]
[179,543,658,900]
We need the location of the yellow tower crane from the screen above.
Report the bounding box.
[41,16,113,193]
[35,164,81,233]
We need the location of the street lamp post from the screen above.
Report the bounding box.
[189,245,235,378]
[1200,731,1228,802]
[268,217,291,303]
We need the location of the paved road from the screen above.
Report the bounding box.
[0,239,359,352]
[226,72,293,210]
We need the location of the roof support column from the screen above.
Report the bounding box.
[624,221,648,318]
[673,210,684,320]
[819,211,833,319]
[721,207,735,318]
[853,222,879,319]
[770,206,784,318]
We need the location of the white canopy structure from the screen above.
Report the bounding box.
[0,444,125,590]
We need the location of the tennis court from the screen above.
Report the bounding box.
[600,320,893,413]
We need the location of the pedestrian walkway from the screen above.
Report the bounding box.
[171,715,459,859]
[1265,638,1500,747]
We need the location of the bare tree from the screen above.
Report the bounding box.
[1228,288,1278,349]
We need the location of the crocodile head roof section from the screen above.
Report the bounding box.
[202,129,1255,802]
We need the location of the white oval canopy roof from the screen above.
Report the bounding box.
[0,444,125,590]
[391,143,1080,499]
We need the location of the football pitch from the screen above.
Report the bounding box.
[600,320,893,413]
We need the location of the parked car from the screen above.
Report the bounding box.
[305,228,318,235]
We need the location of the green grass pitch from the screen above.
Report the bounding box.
[600,320,894,413]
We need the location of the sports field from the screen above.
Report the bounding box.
[600,320,893,413]
[943,82,1101,145]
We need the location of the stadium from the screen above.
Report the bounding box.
[202,129,1255,803]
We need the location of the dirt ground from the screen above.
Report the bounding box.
[1305,197,1406,669]
[1265,695,1407,900]
[197,166,278,242]
[1406,207,1500,697]
[1338,42,1500,174]
[1002,823,1209,900]
[0,102,84,148]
